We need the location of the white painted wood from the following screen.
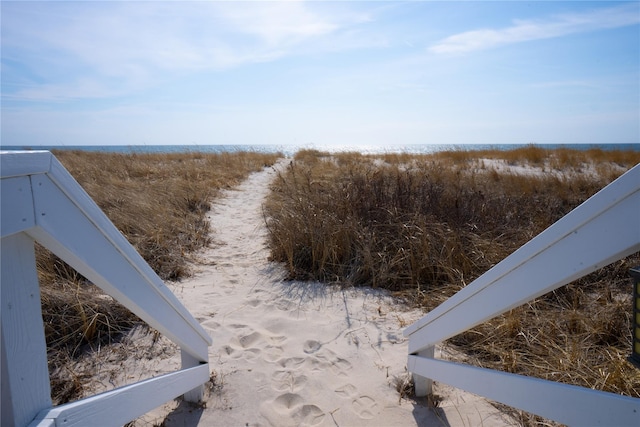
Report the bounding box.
[28,171,212,362]
[29,364,210,427]
[405,164,640,354]
[1,151,214,426]
[46,155,213,350]
[412,346,434,397]
[1,233,52,427]
[0,150,51,178]
[408,355,640,426]
[181,349,206,402]
[1,176,36,238]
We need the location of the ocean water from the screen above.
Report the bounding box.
[1,143,639,157]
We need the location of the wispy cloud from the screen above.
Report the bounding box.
[1,1,373,102]
[429,3,640,54]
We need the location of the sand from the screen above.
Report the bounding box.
[115,159,518,426]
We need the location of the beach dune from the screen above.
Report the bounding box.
[133,159,516,426]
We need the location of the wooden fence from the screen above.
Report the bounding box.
[404,164,640,426]
[1,151,213,427]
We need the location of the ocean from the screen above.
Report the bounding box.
[1,143,639,157]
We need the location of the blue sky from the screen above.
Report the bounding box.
[1,1,639,147]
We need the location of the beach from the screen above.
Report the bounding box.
[104,159,516,426]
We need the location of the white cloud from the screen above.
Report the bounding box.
[1,1,374,102]
[429,3,640,54]
[213,1,338,47]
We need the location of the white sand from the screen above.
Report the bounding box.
[124,160,517,426]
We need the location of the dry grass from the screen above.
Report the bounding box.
[39,149,281,404]
[264,147,640,423]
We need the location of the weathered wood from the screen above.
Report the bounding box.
[408,355,640,426]
[29,364,210,427]
[1,176,36,238]
[1,233,52,427]
[405,164,640,354]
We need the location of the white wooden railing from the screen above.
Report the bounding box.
[404,164,640,426]
[1,151,213,427]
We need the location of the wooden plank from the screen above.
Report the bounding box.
[29,364,210,427]
[408,355,640,426]
[1,233,53,427]
[0,151,52,179]
[405,165,640,353]
[28,173,211,361]
[1,176,36,238]
[181,349,205,402]
[412,346,434,397]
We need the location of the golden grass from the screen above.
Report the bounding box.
[264,147,640,422]
[40,149,281,403]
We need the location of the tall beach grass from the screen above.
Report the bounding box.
[263,147,640,423]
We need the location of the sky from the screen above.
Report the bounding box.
[1,0,639,147]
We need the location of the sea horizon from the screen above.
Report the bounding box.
[1,143,639,158]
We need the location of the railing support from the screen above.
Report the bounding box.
[1,151,213,426]
[1,233,52,427]
[412,346,434,397]
[181,349,206,402]
[404,164,640,425]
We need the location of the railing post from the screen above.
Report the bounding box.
[413,346,434,397]
[630,266,640,365]
[181,349,206,402]
[1,233,53,427]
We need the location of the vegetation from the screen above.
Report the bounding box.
[263,146,640,423]
[39,150,281,403]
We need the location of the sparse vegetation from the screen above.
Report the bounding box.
[39,149,280,403]
[263,146,640,422]
[22,145,640,421]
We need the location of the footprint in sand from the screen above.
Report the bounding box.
[302,340,322,354]
[201,320,221,330]
[352,396,379,420]
[260,393,325,427]
[334,383,357,398]
[313,348,353,377]
[221,345,237,357]
[268,335,287,345]
[278,357,306,370]
[222,341,262,361]
[237,331,263,349]
[246,299,261,307]
[272,370,308,393]
[228,323,249,330]
[262,345,284,363]
[328,358,352,377]
[242,348,261,362]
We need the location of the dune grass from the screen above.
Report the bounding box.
[39,149,281,404]
[263,147,640,423]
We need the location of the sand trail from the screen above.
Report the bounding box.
[140,160,516,426]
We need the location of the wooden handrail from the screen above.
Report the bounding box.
[1,151,212,427]
[404,163,640,425]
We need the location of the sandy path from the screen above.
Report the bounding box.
[141,160,515,426]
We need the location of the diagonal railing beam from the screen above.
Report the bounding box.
[404,164,640,354]
[1,151,214,426]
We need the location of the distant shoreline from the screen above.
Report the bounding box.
[2,143,639,157]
